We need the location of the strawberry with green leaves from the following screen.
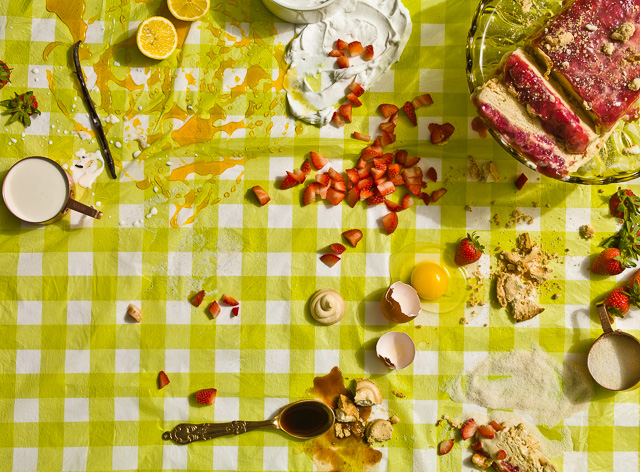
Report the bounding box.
[454,232,484,266]
[591,248,625,275]
[603,284,640,317]
[609,188,640,219]
[0,60,11,89]
[1,91,41,126]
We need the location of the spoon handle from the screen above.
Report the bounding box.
[162,419,277,444]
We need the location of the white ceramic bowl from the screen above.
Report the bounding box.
[260,0,340,24]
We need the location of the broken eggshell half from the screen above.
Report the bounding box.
[380,281,422,323]
[376,331,416,370]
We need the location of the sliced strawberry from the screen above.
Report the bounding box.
[292,169,307,184]
[421,192,431,206]
[326,188,345,205]
[389,112,399,125]
[336,56,349,68]
[478,424,495,438]
[348,41,364,56]
[280,171,299,190]
[316,182,330,199]
[357,164,372,179]
[346,168,360,184]
[192,290,205,307]
[329,49,344,57]
[401,194,414,209]
[373,157,388,170]
[429,122,455,145]
[339,103,352,122]
[402,101,417,126]
[470,441,484,451]
[497,450,507,460]
[302,184,317,206]
[374,177,387,186]
[208,301,221,319]
[349,82,365,97]
[461,419,477,440]
[395,150,408,165]
[387,163,402,178]
[379,121,396,133]
[353,131,370,142]
[406,184,422,196]
[359,188,374,201]
[515,173,528,190]
[327,168,343,182]
[378,103,399,118]
[426,167,437,182]
[332,180,346,192]
[490,421,505,431]
[362,144,383,160]
[252,185,270,206]
[379,131,396,146]
[347,93,362,107]
[336,39,348,51]
[367,195,385,206]
[301,159,312,174]
[371,167,386,180]
[222,294,239,306]
[332,111,345,127]
[431,188,447,202]
[357,178,373,190]
[412,93,433,109]
[195,388,217,405]
[377,181,396,196]
[158,371,170,389]
[330,243,346,255]
[342,229,363,247]
[310,151,329,170]
[364,44,374,61]
[403,156,420,168]
[320,254,340,267]
[402,167,423,185]
[382,212,398,235]
[231,306,240,317]
[381,152,394,165]
[316,174,330,186]
[390,175,404,186]
[385,198,404,212]
[439,439,454,455]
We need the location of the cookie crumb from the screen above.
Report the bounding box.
[579,224,595,240]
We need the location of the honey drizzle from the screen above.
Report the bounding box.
[45,0,87,43]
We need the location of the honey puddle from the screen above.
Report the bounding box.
[302,367,382,471]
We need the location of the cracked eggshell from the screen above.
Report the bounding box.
[353,379,383,406]
[376,331,416,370]
[380,281,421,323]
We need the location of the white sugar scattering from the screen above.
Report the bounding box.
[445,346,594,427]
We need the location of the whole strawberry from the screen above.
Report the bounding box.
[1,91,41,126]
[628,268,640,290]
[609,188,638,218]
[591,248,624,275]
[603,286,633,317]
[0,60,10,89]
[454,232,484,266]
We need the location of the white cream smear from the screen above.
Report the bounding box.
[73,149,105,189]
[284,0,412,125]
[278,0,332,6]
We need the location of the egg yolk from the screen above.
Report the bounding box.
[410,262,448,300]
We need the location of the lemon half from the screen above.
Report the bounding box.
[167,0,210,21]
[136,16,178,60]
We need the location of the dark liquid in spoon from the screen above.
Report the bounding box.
[280,402,330,437]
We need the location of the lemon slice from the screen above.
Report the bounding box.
[136,17,178,60]
[167,0,210,21]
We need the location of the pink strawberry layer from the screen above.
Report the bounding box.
[503,50,596,154]
[531,0,640,130]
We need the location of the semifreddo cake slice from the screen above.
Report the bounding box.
[503,48,599,154]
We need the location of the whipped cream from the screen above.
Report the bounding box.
[284,0,411,125]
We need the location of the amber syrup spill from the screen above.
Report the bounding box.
[46,0,87,43]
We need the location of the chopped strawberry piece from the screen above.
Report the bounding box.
[401,194,414,209]
[302,184,317,206]
[403,156,420,168]
[357,179,373,190]
[497,450,507,460]
[316,182,330,199]
[362,144,383,160]
[385,198,404,212]
[378,181,396,196]
[339,103,352,122]
[429,122,455,145]
[478,424,495,438]
[252,186,270,206]
[332,180,346,192]
[406,184,422,195]
[346,93,362,107]
[367,195,385,206]
[328,49,344,57]
[379,131,396,146]
[332,111,345,127]
[364,44,374,61]
[378,104,399,118]
[371,167,386,180]
[382,212,398,235]
[402,167,423,186]
[353,131,370,142]
[373,157,388,170]
[389,112,399,125]
[231,307,240,317]
[490,421,505,431]
[316,174,331,186]
[158,371,170,389]
[374,177,387,186]
[395,150,408,165]
[431,188,447,202]
[515,173,528,190]
[292,169,306,184]
[345,187,359,207]
[336,39,348,51]
[326,188,345,205]
[280,171,299,190]
[342,229,363,247]
[330,243,346,255]
[336,56,349,68]
[310,151,329,170]
[320,254,340,267]
[191,290,205,307]
[301,159,312,174]
[357,164,372,179]
[359,189,374,201]
[470,441,484,451]
[346,169,360,184]
[195,388,217,405]
[471,116,488,138]
[390,175,404,186]
[379,121,396,133]
[412,93,433,109]
[439,439,454,455]
[387,163,402,178]
[461,418,477,440]
[327,167,343,182]
[426,167,437,182]
[348,41,364,56]
[208,301,221,319]
[349,82,365,97]
[222,294,239,306]
[402,101,417,126]
[380,152,393,164]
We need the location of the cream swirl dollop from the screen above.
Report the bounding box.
[310,289,345,325]
[284,0,412,125]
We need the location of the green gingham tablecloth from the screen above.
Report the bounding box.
[1,0,640,470]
